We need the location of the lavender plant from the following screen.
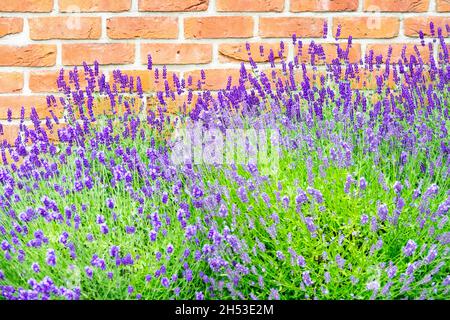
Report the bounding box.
[0,24,449,300]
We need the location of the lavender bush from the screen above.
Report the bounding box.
[0,24,449,300]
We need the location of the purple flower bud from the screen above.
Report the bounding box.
[106,198,115,210]
[403,240,417,257]
[378,204,388,221]
[302,271,313,286]
[161,277,170,288]
[85,267,93,279]
[32,262,40,273]
[46,249,56,267]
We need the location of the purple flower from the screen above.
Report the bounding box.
[302,271,313,286]
[110,245,120,258]
[366,280,380,292]
[361,214,369,225]
[128,285,134,295]
[161,277,170,288]
[106,198,114,209]
[100,224,109,234]
[335,254,345,269]
[276,251,285,260]
[237,186,249,203]
[32,262,40,273]
[378,204,388,221]
[393,181,403,194]
[359,177,367,191]
[192,186,204,198]
[297,256,306,267]
[304,217,317,236]
[269,288,280,300]
[185,269,193,282]
[96,215,105,224]
[46,249,56,267]
[195,292,204,300]
[296,189,308,206]
[403,240,418,257]
[149,230,157,242]
[307,187,323,203]
[1,240,11,251]
[125,226,135,234]
[425,246,438,264]
[85,267,93,279]
[386,264,397,279]
[324,272,331,284]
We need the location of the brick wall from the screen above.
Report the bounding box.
[0,0,449,119]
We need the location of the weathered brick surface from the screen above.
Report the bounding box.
[59,0,131,12]
[364,0,430,12]
[0,45,56,67]
[184,69,242,90]
[62,43,135,65]
[218,42,286,63]
[404,17,450,36]
[29,17,101,40]
[107,17,178,39]
[366,44,431,62]
[291,0,358,11]
[141,43,212,65]
[0,96,62,119]
[185,17,254,39]
[139,0,209,11]
[0,0,53,12]
[259,17,326,38]
[0,73,23,93]
[216,0,284,12]
[437,0,450,11]
[333,17,400,38]
[0,18,23,38]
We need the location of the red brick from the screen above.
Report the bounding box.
[437,0,450,11]
[333,17,400,38]
[218,42,286,63]
[0,125,20,145]
[29,17,101,40]
[184,69,242,90]
[291,0,358,12]
[364,0,430,12]
[62,43,135,65]
[107,17,178,39]
[59,0,131,12]
[0,18,23,38]
[0,0,53,12]
[147,93,200,114]
[109,70,180,92]
[0,73,23,93]
[141,43,212,65]
[259,17,325,38]
[217,0,284,12]
[29,70,96,93]
[404,17,450,36]
[297,43,362,64]
[366,44,431,63]
[185,17,254,39]
[0,96,63,119]
[0,45,56,67]
[139,0,208,11]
